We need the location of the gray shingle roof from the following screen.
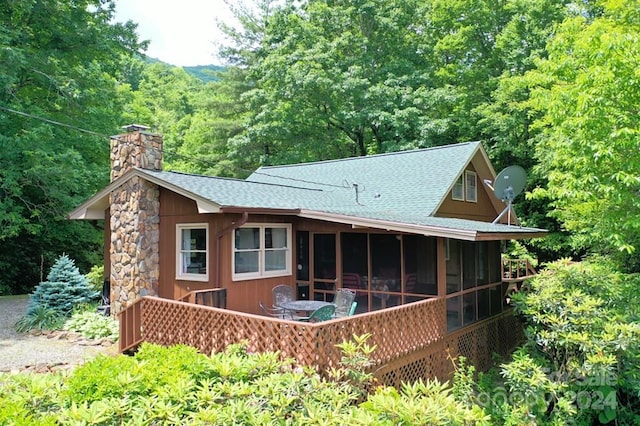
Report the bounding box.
[247,142,480,217]
[71,142,546,238]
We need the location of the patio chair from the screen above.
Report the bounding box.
[298,304,336,323]
[348,301,358,316]
[405,273,417,293]
[259,301,289,319]
[342,273,362,291]
[333,288,356,318]
[272,284,294,308]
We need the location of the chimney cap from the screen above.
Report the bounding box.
[122,124,150,132]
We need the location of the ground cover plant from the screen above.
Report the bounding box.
[62,309,119,341]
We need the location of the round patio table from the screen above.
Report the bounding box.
[278,300,333,314]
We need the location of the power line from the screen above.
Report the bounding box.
[0,105,108,139]
[0,104,349,191]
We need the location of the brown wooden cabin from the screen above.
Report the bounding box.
[69,127,545,385]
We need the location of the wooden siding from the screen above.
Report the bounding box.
[154,183,515,318]
[157,189,297,315]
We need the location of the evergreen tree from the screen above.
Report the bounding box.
[27,254,99,316]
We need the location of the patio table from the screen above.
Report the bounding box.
[277,300,333,315]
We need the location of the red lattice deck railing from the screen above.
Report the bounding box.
[119,296,523,386]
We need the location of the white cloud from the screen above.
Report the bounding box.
[113,0,234,66]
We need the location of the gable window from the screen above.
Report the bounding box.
[452,170,477,202]
[452,175,464,201]
[177,224,208,281]
[465,170,477,202]
[233,224,291,280]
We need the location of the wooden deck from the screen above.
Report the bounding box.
[118,258,535,386]
[119,295,524,387]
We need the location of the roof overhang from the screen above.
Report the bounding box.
[68,168,221,220]
[298,210,546,241]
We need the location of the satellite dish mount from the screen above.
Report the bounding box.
[490,165,526,226]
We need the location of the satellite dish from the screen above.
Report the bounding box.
[491,165,526,226]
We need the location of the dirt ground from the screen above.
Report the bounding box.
[0,295,116,373]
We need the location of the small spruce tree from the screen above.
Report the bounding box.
[27,254,99,316]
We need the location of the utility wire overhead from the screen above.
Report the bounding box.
[0,104,348,191]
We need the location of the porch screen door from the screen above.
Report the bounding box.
[312,233,336,301]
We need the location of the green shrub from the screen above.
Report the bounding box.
[503,258,640,424]
[26,254,99,318]
[63,310,118,340]
[84,264,104,294]
[1,337,493,425]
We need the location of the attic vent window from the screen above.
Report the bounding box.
[465,170,477,202]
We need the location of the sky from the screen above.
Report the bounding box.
[113,0,236,67]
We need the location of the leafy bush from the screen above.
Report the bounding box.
[26,254,99,319]
[480,258,640,425]
[84,264,104,294]
[63,310,118,340]
[1,338,489,425]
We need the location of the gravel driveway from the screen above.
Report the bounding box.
[0,295,115,373]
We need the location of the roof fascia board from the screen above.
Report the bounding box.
[298,210,546,241]
[474,231,547,241]
[220,207,301,215]
[298,210,479,240]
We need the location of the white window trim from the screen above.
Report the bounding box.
[465,170,477,203]
[452,175,464,201]
[232,223,292,281]
[176,223,209,282]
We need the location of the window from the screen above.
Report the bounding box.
[465,170,477,202]
[451,170,478,202]
[452,175,464,200]
[177,224,208,281]
[233,224,291,280]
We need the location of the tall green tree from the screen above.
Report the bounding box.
[120,61,203,165]
[0,0,144,293]
[235,0,438,165]
[175,68,253,177]
[528,0,640,269]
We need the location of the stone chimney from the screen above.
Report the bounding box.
[110,124,162,181]
[108,125,161,314]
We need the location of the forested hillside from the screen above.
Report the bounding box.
[0,0,638,293]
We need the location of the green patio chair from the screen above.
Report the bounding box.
[298,304,336,322]
[348,301,357,316]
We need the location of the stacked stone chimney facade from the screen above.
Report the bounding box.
[109,129,162,314]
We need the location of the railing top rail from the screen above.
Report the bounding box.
[178,287,226,302]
